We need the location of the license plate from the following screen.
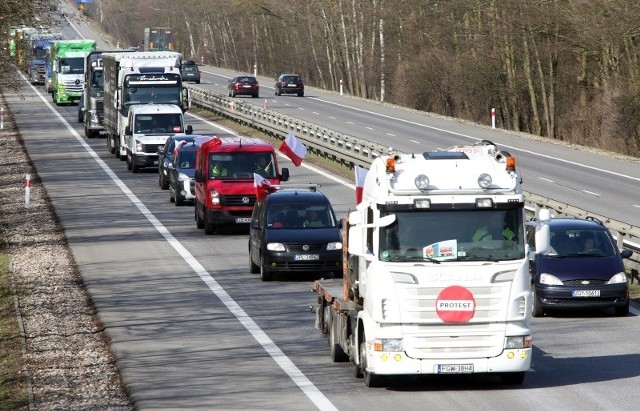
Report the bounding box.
[572,289,600,297]
[437,364,474,374]
[235,217,252,223]
[294,254,320,261]
[242,85,251,88]
[287,83,296,87]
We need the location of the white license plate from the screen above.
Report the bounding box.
[242,85,252,88]
[287,83,296,87]
[294,254,320,261]
[437,364,474,374]
[235,217,252,223]
[572,289,600,297]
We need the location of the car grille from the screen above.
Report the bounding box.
[220,194,256,207]
[563,279,608,286]
[143,144,163,154]
[287,243,325,252]
[553,297,620,304]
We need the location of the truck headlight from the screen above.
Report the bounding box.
[135,140,143,152]
[372,339,403,352]
[505,335,532,349]
[267,243,285,251]
[326,242,342,250]
[209,189,220,205]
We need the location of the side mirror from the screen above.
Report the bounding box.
[250,219,261,230]
[280,167,290,182]
[124,126,131,135]
[185,125,193,135]
[195,170,203,183]
[621,249,633,259]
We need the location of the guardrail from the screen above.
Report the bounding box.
[187,85,640,273]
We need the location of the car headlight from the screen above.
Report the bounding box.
[607,272,628,284]
[326,242,342,250]
[135,140,143,152]
[266,243,285,251]
[178,173,189,182]
[539,273,563,285]
[209,189,220,205]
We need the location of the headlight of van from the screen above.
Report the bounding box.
[209,189,220,205]
[539,273,562,285]
[267,243,285,251]
[326,242,342,250]
[607,272,628,284]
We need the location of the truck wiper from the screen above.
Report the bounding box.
[387,255,441,264]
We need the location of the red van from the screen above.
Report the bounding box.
[194,136,289,234]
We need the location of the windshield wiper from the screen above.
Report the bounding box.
[386,255,441,264]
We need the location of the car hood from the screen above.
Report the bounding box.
[535,254,625,280]
[265,227,341,244]
[176,168,195,177]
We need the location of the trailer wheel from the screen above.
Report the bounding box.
[329,313,349,362]
[359,333,385,387]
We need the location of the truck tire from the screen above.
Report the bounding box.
[107,135,115,154]
[126,153,133,170]
[359,332,385,387]
[249,243,259,273]
[131,155,140,173]
[329,313,349,362]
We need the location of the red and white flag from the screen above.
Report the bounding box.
[355,166,367,204]
[279,131,307,167]
[254,173,276,201]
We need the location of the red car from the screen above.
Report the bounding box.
[275,74,304,97]
[228,75,259,98]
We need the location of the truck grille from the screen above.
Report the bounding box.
[63,80,83,93]
[220,195,256,207]
[142,144,163,154]
[36,65,46,74]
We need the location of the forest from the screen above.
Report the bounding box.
[5,0,640,156]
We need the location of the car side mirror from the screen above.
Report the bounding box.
[621,249,633,259]
[195,170,204,183]
[251,219,261,230]
[280,167,290,182]
[124,126,131,135]
[185,125,193,135]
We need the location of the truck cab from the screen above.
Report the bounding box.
[49,39,96,105]
[194,136,289,235]
[123,104,192,173]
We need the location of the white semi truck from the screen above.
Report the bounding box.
[314,140,545,387]
[102,51,189,160]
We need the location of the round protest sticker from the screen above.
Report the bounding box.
[435,286,476,323]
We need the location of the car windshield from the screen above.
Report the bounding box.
[548,228,616,257]
[209,151,276,179]
[237,77,256,84]
[176,150,196,169]
[266,203,337,229]
[379,209,525,262]
[282,76,300,82]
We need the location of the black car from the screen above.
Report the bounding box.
[249,188,342,281]
[157,134,195,190]
[228,75,259,98]
[168,140,197,206]
[275,74,304,97]
[181,61,201,84]
[526,216,633,317]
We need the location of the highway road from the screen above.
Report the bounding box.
[4,4,639,410]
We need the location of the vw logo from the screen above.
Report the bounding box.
[302,244,310,251]
[241,197,250,204]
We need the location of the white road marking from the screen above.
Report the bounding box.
[539,177,555,183]
[410,139,420,144]
[582,190,600,197]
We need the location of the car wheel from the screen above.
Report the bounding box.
[195,203,205,229]
[231,90,236,97]
[175,192,184,206]
[260,253,272,281]
[196,80,200,84]
[169,188,175,203]
[614,301,629,317]
[359,332,384,387]
[500,372,525,385]
[531,285,544,318]
[298,92,304,97]
[107,135,115,154]
[252,93,259,98]
[249,243,259,273]
[126,153,132,170]
[204,212,216,235]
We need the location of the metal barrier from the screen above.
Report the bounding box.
[187,85,640,272]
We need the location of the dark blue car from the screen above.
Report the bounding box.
[526,217,633,317]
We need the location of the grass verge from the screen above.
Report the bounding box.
[0,252,28,410]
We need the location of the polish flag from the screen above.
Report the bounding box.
[355,166,367,204]
[279,132,307,167]
[254,173,276,201]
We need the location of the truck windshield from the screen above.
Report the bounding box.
[134,114,183,134]
[124,85,181,106]
[59,57,84,74]
[209,152,276,179]
[379,208,525,262]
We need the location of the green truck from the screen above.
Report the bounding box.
[48,39,96,105]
